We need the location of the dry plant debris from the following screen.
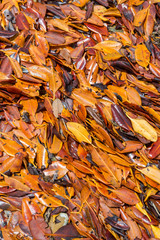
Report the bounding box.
[0,0,160,239]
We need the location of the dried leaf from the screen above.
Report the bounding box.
[29,44,46,66]
[148,137,160,159]
[138,166,160,184]
[94,40,122,53]
[67,122,92,144]
[135,43,150,68]
[29,216,51,240]
[8,56,23,78]
[52,99,64,118]
[16,12,30,30]
[111,104,133,132]
[133,8,148,27]
[49,135,62,154]
[128,115,157,142]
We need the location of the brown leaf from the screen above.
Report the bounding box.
[16,12,30,30]
[29,216,51,240]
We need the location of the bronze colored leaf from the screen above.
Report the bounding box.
[111,104,133,132]
[148,137,160,159]
[16,12,29,30]
[133,8,148,27]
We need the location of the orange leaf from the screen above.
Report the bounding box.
[49,135,62,154]
[29,44,46,66]
[135,43,150,68]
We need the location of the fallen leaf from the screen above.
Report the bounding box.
[135,43,150,68]
[67,122,92,144]
[128,115,157,142]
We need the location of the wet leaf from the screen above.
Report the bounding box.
[112,187,139,205]
[49,135,62,154]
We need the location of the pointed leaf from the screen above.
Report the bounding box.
[112,187,139,205]
[111,104,133,132]
[128,116,157,142]
[148,137,160,159]
[138,166,160,184]
[133,8,148,27]
[67,122,92,144]
[135,43,150,68]
[94,40,122,53]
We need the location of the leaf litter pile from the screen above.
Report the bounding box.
[0,0,160,239]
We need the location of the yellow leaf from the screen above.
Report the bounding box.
[128,0,144,5]
[126,87,142,105]
[117,0,127,3]
[143,106,160,124]
[94,40,122,53]
[0,72,9,80]
[128,116,157,142]
[94,6,121,19]
[133,8,148,27]
[89,147,118,182]
[49,69,62,100]
[151,0,160,3]
[4,175,30,191]
[151,225,160,238]
[101,50,122,60]
[72,0,90,7]
[135,43,150,68]
[21,99,38,121]
[138,166,160,184]
[136,202,151,221]
[67,122,92,144]
[144,187,157,201]
[48,19,70,32]
[35,192,67,208]
[2,0,22,12]
[116,31,132,46]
